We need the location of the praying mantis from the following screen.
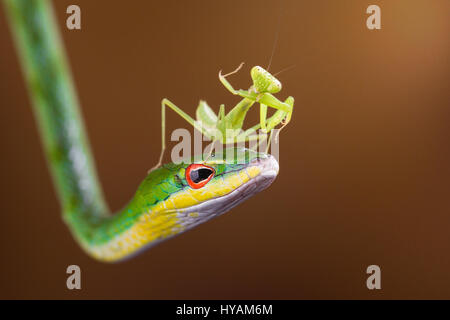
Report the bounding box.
[152,62,294,170]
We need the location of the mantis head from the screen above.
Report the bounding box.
[251,66,282,94]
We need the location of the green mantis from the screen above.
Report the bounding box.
[152,62,294,170]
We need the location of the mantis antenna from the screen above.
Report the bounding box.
[266,6,284,71]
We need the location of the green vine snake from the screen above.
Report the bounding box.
[4,0,280,262]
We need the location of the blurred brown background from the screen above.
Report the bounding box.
[1,0,449,299]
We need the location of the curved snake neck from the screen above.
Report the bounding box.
[4,0,279,262]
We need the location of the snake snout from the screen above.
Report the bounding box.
[251,154,279,179]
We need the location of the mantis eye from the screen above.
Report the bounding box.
[186,164,215,189]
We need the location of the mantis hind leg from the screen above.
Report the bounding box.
[149,98,213,172]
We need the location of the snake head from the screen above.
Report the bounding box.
[90,148,279,261]
[175,148,279,225]
[140,147,279,231]
[173,148,278,232]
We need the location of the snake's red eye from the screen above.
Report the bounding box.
[186,164,215,189]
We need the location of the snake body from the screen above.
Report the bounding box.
[4,0,279,262]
